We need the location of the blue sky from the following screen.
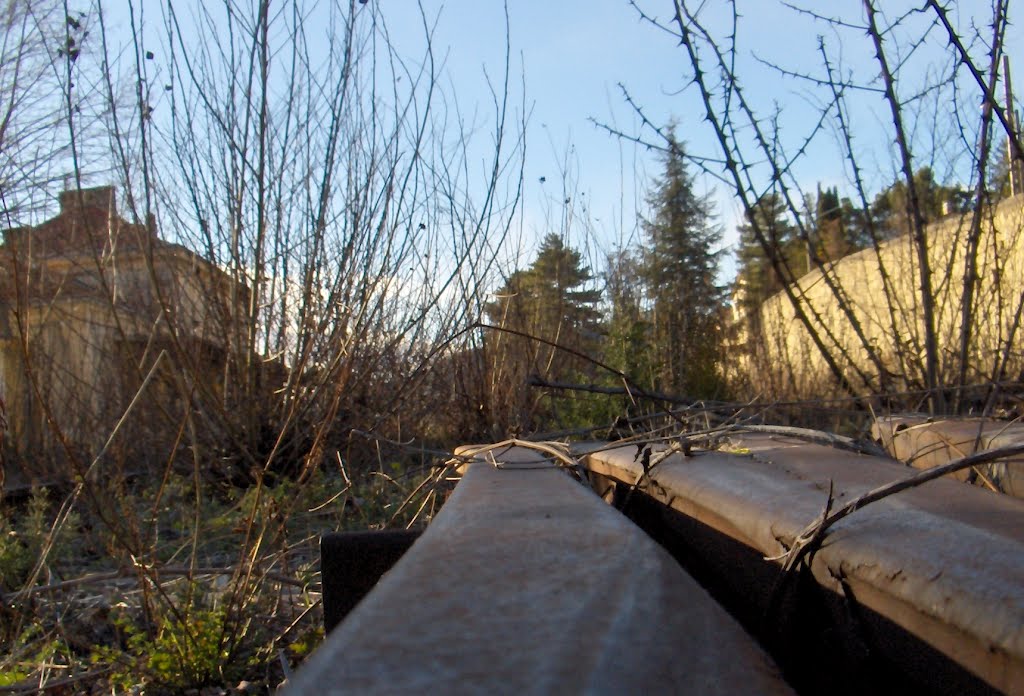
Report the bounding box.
[383,1,1023,281]
[102,1,1022,283]
[387,0,739,270]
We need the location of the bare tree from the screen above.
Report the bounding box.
[0,0,524,686]
[604,1,1024,414]
[0,1,105,224]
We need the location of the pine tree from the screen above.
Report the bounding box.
[815,185,846,260]
[734,192,800,324]
[638,135,726,398]
[484,233,603,429]
[486,233,601,345]
[813,185,872,261]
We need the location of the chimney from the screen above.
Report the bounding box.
[58,186,116,216]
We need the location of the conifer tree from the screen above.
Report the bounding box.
[734,192,799,329]
[604,246,652,385]
[485,233,603,429]
[815,185,846,260]
[870,167,965,237]
[487,233,601,348]
[813,185,872,262]
[638,135,725,398]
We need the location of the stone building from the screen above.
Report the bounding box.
[0,186,243,488]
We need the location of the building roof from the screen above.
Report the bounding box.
[3,185,158,259]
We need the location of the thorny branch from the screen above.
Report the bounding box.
[769,442,1024,591]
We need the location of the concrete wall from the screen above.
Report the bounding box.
[747,194,1024,398]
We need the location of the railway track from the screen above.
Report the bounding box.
[291,433,1024,694]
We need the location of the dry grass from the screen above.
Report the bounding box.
[0,452,452,694]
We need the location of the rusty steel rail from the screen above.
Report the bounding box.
[286,445,791,695]
[873,415,1024,498]
[580,434,1024,695]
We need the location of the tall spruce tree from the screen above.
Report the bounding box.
[638,135,726,398]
